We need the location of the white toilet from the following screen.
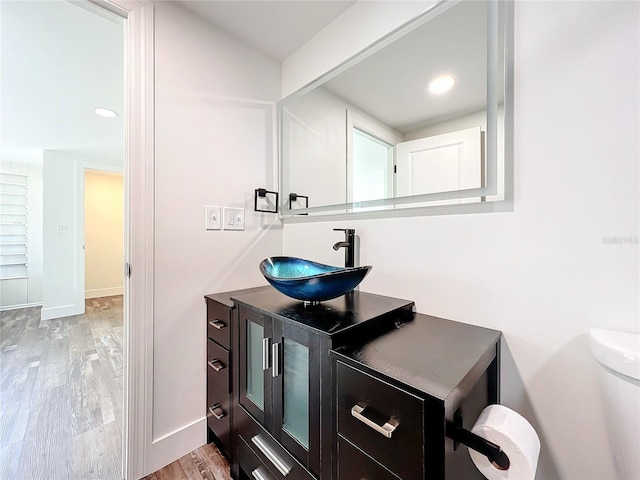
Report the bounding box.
[589,328,640,479]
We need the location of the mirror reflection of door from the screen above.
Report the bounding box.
[395,127,483,205]
[351,128,394,203]
[349,124,483,208]
[346,109,402,210]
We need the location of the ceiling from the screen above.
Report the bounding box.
[1,1,483,166]
[1,1,124,166]
[178,1,356,61]
[1,0,351,166]
[322,0,488,133]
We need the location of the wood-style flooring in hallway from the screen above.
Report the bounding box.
[0,296,123,480]
[141,444,231,480]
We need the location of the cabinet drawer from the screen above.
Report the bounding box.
[338,436,399,480]
[237,406,315,480]
[207,339,231,454]
[239,437,278,480]
[207,299,232,349]
[207,339,230,388]
[337,361,424,480]
[207,396,231,456]
[207,339,229,402]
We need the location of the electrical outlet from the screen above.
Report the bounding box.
[223,207,245,231]
[204,206,221,230]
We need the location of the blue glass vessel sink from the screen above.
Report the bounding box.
[259,257,372,303]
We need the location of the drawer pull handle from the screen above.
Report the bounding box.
[262,338,270,371]
[207,358,225,372]
[208,404,226,420]
[251,467,273,480]
[351,403,399,438]
[209,319,226,330]
[272,342,280,378]
[251,435,293,477]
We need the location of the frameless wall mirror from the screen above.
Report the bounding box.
[279,0,513,218]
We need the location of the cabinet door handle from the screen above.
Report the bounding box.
[207,358,225,371]
[208,403,226,420]
[209,319,226,330]
[251,435,292,477]
[251,467,274,480]
[262,338,270,371]
[271,342,280,378]
[351,403,399,438]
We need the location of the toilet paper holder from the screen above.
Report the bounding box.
[446,410,511,471]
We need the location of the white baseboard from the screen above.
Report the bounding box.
[85,287,123,299]
[147,416,207,475]
[0,302,42,312]
[41,303,84,320]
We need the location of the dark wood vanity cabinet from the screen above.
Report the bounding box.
[206,286,501,480]
[205,287,273,459]
[205,296,233,456]
[331,314,501,480]
[232,289,414,480]
[237,305,322,472]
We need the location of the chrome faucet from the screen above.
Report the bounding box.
[332,228,356,268]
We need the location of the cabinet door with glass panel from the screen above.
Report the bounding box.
[271,320,321,473]
[238,306,273,426]
[238,305,322,477]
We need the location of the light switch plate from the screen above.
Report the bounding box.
[223,207,245,231]
[205,206,221,230]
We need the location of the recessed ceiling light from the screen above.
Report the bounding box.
[428,75,456,95]
[95,107,118,118]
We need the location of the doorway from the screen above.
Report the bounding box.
[0,1,127,478]
[84,169,124,300]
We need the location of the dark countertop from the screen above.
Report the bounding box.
[206,286,500,412]
[205,285,272,308]
[230,287,414,337]
[332,313,501,410]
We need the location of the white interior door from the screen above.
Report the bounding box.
[395,126,483,205]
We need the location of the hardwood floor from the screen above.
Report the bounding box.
[0,296,123,480]
[141,444,231,480]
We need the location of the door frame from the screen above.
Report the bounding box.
[90,1,155,478]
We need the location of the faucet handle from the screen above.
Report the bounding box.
[333,228,355,234]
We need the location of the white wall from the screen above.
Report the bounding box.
[42,150,80,319]
[151,2,282,472]
[282,2,639,479]
[41,150,123,320]
[84,170,123,299]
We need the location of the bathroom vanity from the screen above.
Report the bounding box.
[205,286,501,480]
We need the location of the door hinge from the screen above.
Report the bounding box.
[394,165,397,174]
[125,262,132,278]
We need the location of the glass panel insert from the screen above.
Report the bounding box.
[246,320,264,410]
[282,338,309,449]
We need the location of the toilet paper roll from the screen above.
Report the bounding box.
[468,404,540,480]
